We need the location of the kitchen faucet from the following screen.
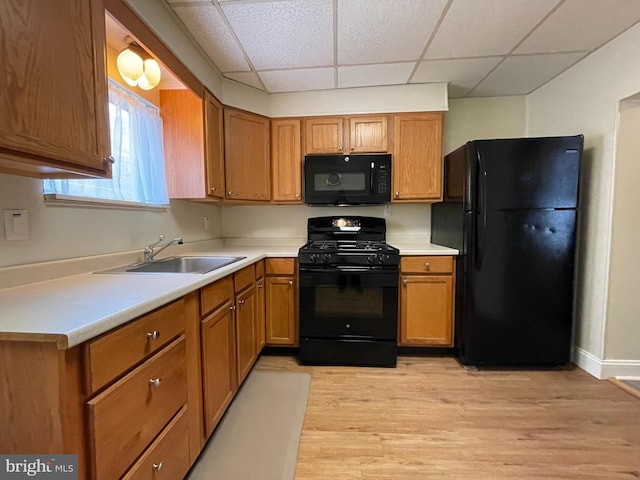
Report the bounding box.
[144,235,183,262]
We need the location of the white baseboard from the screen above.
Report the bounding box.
[572,347,640,379]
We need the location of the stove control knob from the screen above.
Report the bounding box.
[322,253,332,263]
[367,254,377,264]
[309,253,320,262]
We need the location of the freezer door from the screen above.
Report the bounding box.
[458,208,577,366]
[470,136,583,211]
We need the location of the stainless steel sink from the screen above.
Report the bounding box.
[97,256,246,275]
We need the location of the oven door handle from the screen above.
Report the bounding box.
[299,265,395,273]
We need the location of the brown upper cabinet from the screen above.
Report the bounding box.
[271,119,302,203]
[0,0,111,179]
[392,112,444,202]
[303,115,388,155]
[224,108,271,201]
[160,89,224,201]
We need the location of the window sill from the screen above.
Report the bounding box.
[44,194,169,211]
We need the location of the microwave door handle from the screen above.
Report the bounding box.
[370,161,375,193]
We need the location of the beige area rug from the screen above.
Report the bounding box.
[187,369,311,480]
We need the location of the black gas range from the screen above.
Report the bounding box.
[298,216,399,367]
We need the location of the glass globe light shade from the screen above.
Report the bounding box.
[141,59,161,90]
[116,48,144,87]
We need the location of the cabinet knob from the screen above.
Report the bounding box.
[338,145,343,152]
[230,305,237,311]
[153,462,163,471]
[395,191,400,198]
[146,330,160,340]
[239,299,245,306]
[424,262,431,271]
[350,145,355,151]
[228,191,233,196]
[258,283,263,288]
[149,378,162,388]
[296,193,300,198]
[211,186,216,192]
[288,280,293,286]
[104,156,115,165]
[403,279,408,285]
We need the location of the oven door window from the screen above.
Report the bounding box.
[299,268,398,339]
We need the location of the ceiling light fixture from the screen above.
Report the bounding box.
[116,36,161,90]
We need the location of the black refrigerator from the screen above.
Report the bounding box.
[431,135,583,366]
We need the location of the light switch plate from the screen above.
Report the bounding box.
[4,209,29,240]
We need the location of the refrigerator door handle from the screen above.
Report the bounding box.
[475,151,487,268]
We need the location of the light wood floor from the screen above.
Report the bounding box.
[255,354,640,480]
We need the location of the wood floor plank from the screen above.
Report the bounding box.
[256,354,640,479]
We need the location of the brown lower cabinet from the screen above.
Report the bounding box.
[265,258,298,346]
[399,256,456,347]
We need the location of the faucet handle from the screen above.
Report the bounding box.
[147,235,165,249]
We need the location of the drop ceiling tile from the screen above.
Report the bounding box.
[221,0,333,70]
[171,4,250,72]
[224,72,264,90]
[515,0,640,54]
[259,68,335,93]
[469,52,586,97]
[426,0,561,59]
[337,63,415,88]
[412,57,503,98]
[337,0,448,65]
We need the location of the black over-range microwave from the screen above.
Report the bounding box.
[303,154,392,205]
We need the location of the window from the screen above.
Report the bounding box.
[44,80,169,207]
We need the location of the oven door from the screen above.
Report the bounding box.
[299,265,398,340]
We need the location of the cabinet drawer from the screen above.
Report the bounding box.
[266,258,295,275]
[234,265,255,292]
[201,276,233,317]
[86,299,185,393]
[88,337,187,480]
[122,406,190,480]
[401,256,453,274]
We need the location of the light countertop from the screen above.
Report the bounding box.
[0,242,457,349]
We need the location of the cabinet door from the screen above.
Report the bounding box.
[235,286,257,385]
[160,89,205,199]
[392,112,443,202]
[204,90,225,200]
[304,117,345,154]
[399,274,453,346]
[224,109,270,201]
[265,276,297,346]
[348,115,388,153]
[256,275,266,352]
[0,0,110,178]
[201,302,237,438]
[271,119,302,202]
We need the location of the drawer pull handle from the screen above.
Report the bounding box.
[146,330,160,340]
[153,461,163,471]
[424,262,431,271]
[149,378,162,387]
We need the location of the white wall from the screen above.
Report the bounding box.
[526,23,640,377]
[0,174,222,268]
[444,97,527,154]
[605,98,640,360]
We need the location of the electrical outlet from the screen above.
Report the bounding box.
[203,216,209,231]
[384,205,392,217]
